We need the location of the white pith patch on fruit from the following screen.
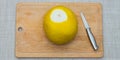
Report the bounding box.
[50,9,67,22]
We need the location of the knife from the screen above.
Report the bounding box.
[80,12,98,51]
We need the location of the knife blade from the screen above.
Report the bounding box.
[80,12,99,51]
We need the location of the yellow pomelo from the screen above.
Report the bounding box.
[43,6,78,45]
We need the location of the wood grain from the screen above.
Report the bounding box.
[16,2,103,57]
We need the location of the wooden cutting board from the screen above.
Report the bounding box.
[16,2,103,57]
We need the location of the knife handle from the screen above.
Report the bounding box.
[86,28,99,51]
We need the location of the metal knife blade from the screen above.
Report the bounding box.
[80,12,90,29]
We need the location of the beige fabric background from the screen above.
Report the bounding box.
[0,0,120,60]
